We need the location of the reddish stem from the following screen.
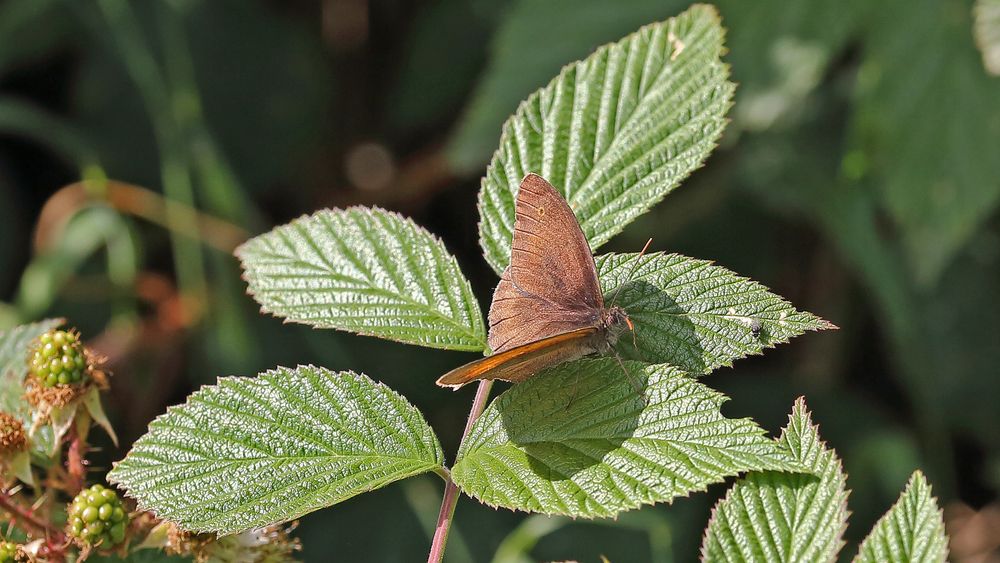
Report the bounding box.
[66,430,89,495]
[0,490,67,545]
[426,380,493,563]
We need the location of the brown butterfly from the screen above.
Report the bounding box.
[437,173,640,389]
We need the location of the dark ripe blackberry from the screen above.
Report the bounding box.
[67,484,129,548]
[29,329,89,387]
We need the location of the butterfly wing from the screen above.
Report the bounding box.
[487,174,604,353]
[436,328,599,388]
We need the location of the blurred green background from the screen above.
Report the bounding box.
[2,0,999,561]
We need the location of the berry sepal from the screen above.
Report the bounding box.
[24,328,117,452]
[0,411,33,486]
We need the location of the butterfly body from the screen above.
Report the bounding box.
[437,174,634,389]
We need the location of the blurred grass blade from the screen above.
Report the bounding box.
[598,251,834,374]
[476,4,733,273]
[236,207,487,351]
[401,477,475,563]
[853,471,948,563]
[108,366,445,534]
[490,515,569,563]
[0,0,69,76]
[0,96,97,167]
[452,359,799,518]
[16,206,136,319]
[700,398,849,563]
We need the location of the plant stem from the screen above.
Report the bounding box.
[66,429,88,496]
[0,490,66,544]
[427,380,493,563]
[37,179,249,252]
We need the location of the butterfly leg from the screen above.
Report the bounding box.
[564,369,582,409]
[613,352,648,405]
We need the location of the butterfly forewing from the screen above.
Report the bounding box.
[487,174,604,353]
[436,328,599,388]
[435,173,620,390]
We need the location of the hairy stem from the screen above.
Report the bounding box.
[427,380,493,563]
[66,429,88,496]
[0,490,66,545]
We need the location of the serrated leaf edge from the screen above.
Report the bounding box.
[108,364,446,534]
[852,470,949,563]
[598,251,836,374]
[699,397,851,563]
[476,4,734,275]
[453,362,803,519]
[235,206,487,352]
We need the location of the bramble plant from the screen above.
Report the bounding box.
[1,320,306,562]
[0,5,950,562]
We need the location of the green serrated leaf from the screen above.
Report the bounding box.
[108,365,445,534]
[700,397,849,563]
[236,207,487,351]
[477,4,733,274]
[452,359,797,518]
[975,0,1000,75]
[854,471,949,563]
[447,0,688,171]
[854,0,1000,284]
[0,318,62,455]
[598,252,833,374]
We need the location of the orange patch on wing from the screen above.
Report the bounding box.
[436,328,595,388]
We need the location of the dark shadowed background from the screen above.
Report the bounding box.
[1,0,999,561]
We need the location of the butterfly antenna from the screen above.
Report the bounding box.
[608,238,653,308]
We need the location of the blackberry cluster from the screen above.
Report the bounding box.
[30,330,88,387]
[67,484,128,547]
[0,541,17,563]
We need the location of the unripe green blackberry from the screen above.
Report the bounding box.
[0,541,17,563]
[30,329,89,387]
[67,484,129,548]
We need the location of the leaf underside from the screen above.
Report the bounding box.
[853,471,948,563]
[108,366,444,535]
[452,359,798,518]
[598,252,833,375]
[700,397,849,563]
[236,207,487,351]
[478,4,733,274]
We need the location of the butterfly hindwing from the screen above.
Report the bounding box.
[488,268,601,353]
